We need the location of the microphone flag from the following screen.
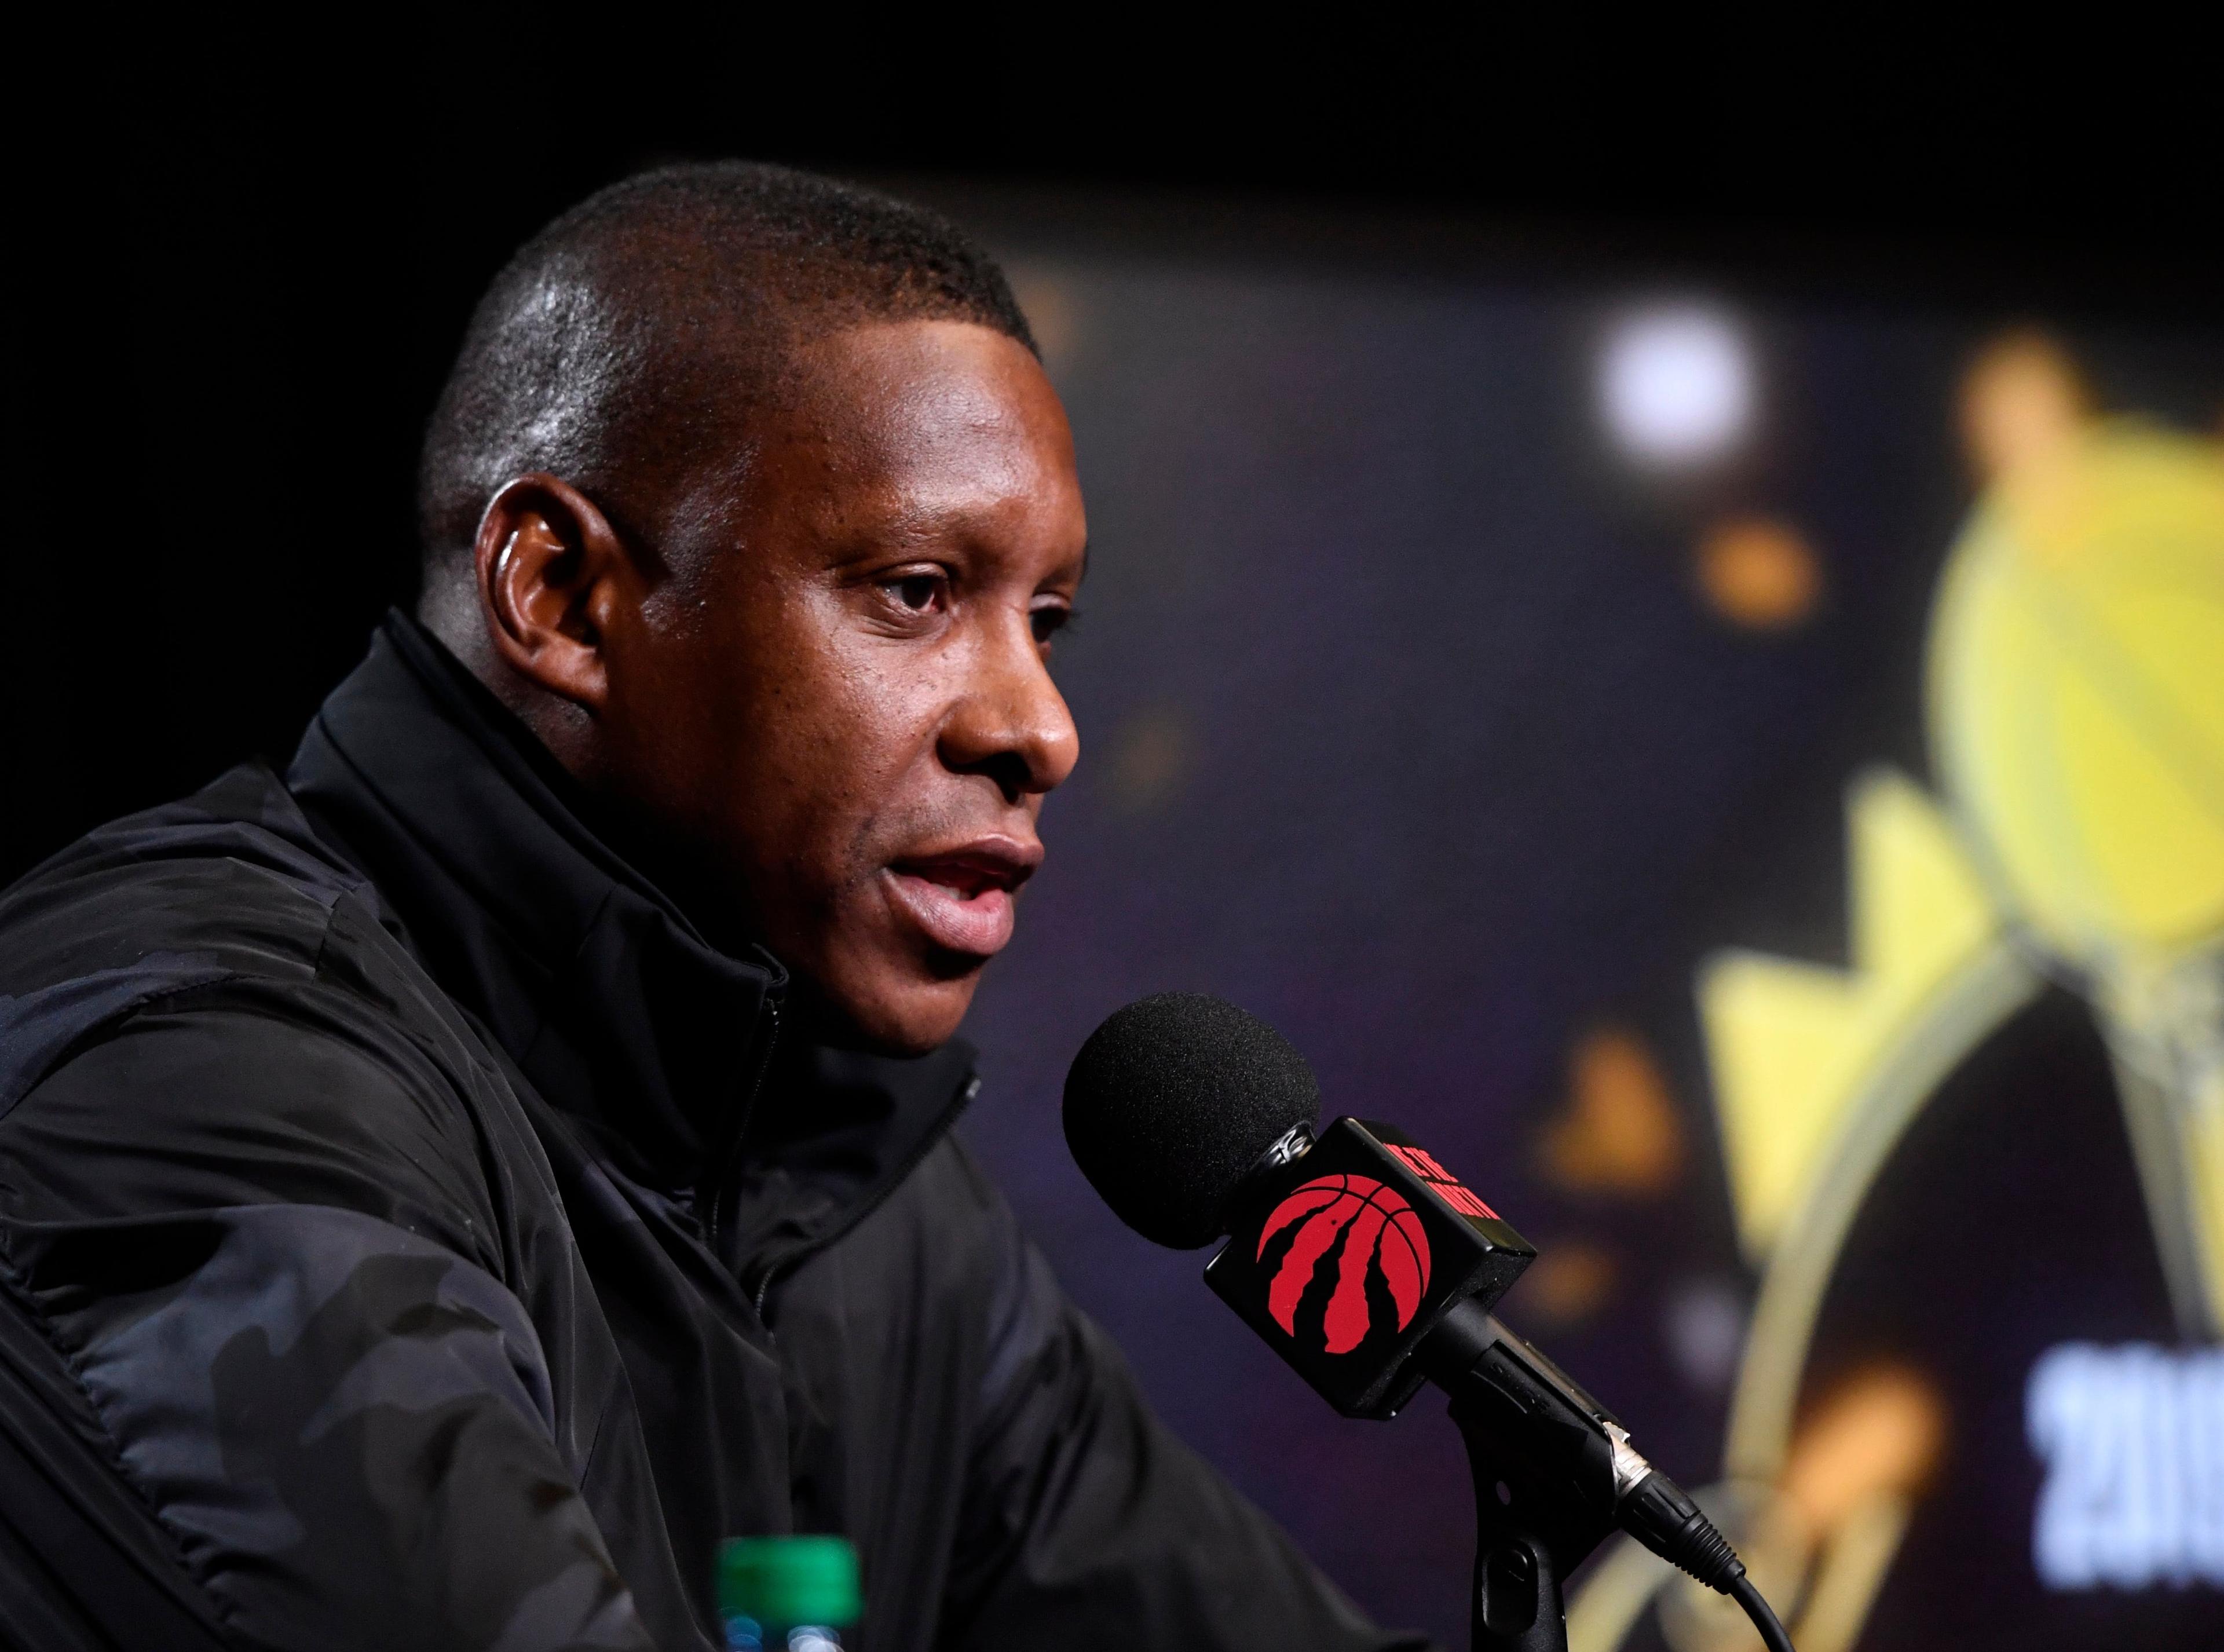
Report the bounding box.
[1206,1118,1536,1418]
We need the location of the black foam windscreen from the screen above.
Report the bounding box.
[1063,992,1323,1249]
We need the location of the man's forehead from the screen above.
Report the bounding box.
[751,321,1080,533]
[783,320,1063,440]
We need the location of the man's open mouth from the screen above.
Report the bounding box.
[883,844,1038,959]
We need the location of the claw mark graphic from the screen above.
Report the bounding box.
[1257,1174,1432,1353]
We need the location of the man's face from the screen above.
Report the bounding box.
[598,320,1085,1053]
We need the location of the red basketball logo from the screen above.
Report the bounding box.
[1256,1174,1432,1354]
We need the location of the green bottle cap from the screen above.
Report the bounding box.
[717,1535,861,1629]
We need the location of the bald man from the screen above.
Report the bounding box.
[0,167,1422,1652]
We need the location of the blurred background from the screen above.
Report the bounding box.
[12,37,2221,1652]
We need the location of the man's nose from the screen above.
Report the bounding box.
[939,613,1080,803]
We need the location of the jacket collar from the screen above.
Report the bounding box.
[286,613,973,1220]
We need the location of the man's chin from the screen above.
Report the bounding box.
[806,962,982,1058]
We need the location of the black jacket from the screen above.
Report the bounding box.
[0,616,1418,1652]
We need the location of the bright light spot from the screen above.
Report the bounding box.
[1958,328,2091,480]
[1783,1363,1945,1533]
[2028,1342,2224,1588]
[1698,515,1821,630]
[1598,306,1756,469]
[1662,1278,1746,1395]
[1543,1027,1685,1194]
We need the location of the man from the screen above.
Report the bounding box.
[0,166,1421,1650]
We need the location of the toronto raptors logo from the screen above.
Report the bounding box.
[1256,1174,1432,1354]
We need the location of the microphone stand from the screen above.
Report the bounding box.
[1452,1404,1576,1652]
[1422,1307,1628,1652]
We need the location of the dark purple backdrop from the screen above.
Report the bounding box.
[947,247,2224,1648]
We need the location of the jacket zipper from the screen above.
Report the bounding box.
[707,995,781,1260]
[750,1071,981,1317]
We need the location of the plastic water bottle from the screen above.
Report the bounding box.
[718,1534,861,1652]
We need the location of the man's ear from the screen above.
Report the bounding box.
[473,473,633,714]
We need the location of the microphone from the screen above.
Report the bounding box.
[1064,992,1794,1652]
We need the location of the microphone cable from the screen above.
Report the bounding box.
[1620,1469,1796,1651]
[1729,1573,1797,1652]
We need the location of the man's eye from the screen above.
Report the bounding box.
[1031,605,1076,646]
[890,572,945,612]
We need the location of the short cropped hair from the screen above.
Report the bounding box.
[416,162,1036,579]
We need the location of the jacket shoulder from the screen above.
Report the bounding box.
[2,763,370,971]
[0,763,433,1121]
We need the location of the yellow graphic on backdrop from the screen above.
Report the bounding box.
[1702,773,1998,1262]
[1568,346,2224,1651]
[1932,419,2224,1331]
